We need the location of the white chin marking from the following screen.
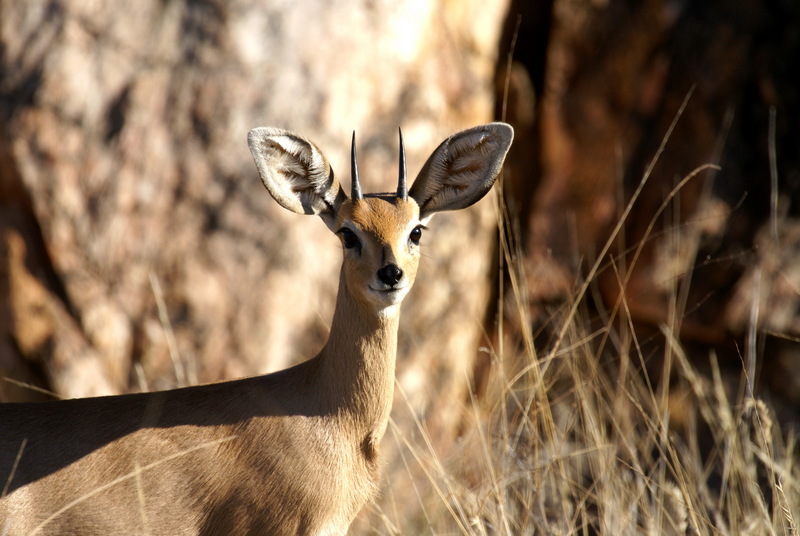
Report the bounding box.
[377,304,400,318]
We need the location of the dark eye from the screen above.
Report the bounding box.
[338,228,361,250]
[409,225,424,246]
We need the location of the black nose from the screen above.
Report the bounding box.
[377,264,403,286]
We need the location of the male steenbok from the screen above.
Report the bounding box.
[0,123,513,535]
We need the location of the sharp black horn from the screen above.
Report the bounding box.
[351,131,363,201]
[397,127,407,200]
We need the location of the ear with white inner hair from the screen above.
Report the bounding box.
[409,122,513,221]
[248,127,347,230]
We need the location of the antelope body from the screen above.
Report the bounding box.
[0,123,513,535]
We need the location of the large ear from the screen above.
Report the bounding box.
[248,127,347,229]
[409,123,513,219]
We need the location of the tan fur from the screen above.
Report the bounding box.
[0,123,512,535]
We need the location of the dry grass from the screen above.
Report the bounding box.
[371,229,799,534]
[368,100,800,533]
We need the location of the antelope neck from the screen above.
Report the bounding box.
[315,268,399,433]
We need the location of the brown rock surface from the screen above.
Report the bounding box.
[474,1,800,429]
[0,1,509,429]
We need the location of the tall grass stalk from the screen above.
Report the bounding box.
[374,175,799,536]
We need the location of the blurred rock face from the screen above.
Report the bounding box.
[489,0,799,407]
[0,0,509,428]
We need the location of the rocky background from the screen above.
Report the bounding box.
[0,1,506,426]
[2,0,799,531]
[486,0,800,424]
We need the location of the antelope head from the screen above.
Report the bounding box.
[247,123,513,316]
